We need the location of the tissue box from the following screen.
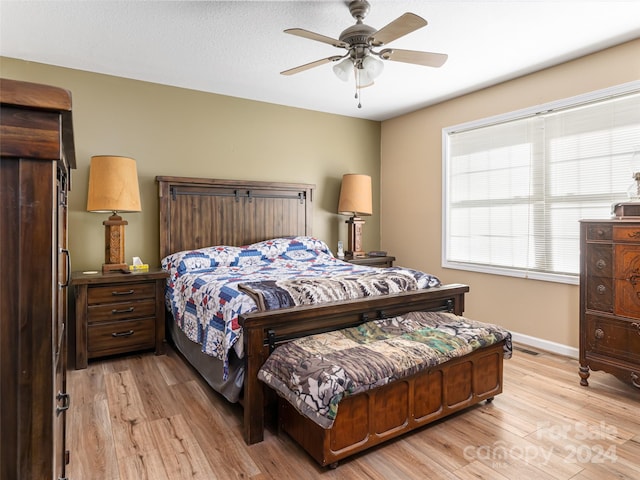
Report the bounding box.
[129,264,149,272]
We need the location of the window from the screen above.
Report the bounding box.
[443,82,640,284]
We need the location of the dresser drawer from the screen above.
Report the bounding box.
[586,224,612,241]
[613,225,640,242]
[88,318,155,358]
[87,298,156,324]
[585,276,613,313]
[87,282,155,305]
[584,314,640,364]
[585,244,612,278]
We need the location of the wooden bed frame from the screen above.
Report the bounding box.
[156,176,502,463]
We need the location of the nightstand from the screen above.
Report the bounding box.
[70,268,168,369]
[344,255,396,268]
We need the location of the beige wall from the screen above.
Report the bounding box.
[4,39,638,350]
[380,39,640,351]
[0,58,381,271]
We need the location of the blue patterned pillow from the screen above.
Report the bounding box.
[162,245,245,275]
[248,236,332,259]
[162,236,333,276]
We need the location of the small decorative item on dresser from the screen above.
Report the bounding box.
[71,268,169,369]
[579,219,640,389]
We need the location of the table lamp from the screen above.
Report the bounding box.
[338,173,372,258]
[86,155,141,273]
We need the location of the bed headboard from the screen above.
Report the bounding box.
[156,176,315,260]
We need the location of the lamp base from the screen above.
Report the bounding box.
[345,216,366,258]
[103,213,129,274]
[102,263,129,274]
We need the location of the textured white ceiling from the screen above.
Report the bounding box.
[1,0,639,121]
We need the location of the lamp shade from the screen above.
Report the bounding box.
[333,58,352,82]
[338,174,372,216]
[362,55,384,79]
[86,155,141,213]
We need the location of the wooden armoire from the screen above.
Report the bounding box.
[1,79,76,479]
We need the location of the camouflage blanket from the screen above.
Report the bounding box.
[258,311,512,429]
[238,267,439,311]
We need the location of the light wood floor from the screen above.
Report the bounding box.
[66,344,640,479]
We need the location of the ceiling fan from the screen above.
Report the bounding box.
[281,0,448,108]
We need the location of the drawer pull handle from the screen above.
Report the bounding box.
[112,307,135,314]
[56,391,70,416]
[632,372,640,389]
[629,275,640,286]
[594,328,605,340]
[596,259,606,269]
[112,289,135,296]
[597,284,606,294]
[112,330,134,338]
[632,322,640,335]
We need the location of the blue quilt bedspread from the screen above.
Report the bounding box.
[162,236,441,377]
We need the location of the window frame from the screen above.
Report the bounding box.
[441,80,640,285]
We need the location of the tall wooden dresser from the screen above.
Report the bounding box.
[1,79,76,479]
[579,219,640,389]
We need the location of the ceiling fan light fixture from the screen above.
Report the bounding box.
[282,0,447,108]
[333,58,353,81]
[355,67,374,88]
[362,55,384,79]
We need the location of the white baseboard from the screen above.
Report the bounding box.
[510,331,579,359]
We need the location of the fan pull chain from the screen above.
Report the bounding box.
[355,67,362,109]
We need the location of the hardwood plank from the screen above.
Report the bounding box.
[357,438,462,479]
[149,415,216,479]
[66,362,107,406]
[169,379,261,478]
[67,398,119,480]
[129,354,181,421]
[105,369,157,458]
[155,351,189,386]
[453,460,512,480]
[119,450,170,480]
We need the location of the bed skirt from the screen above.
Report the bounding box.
[168,316,245,403]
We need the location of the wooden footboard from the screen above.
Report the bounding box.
[278,340,505,467]
[239,284,470,445]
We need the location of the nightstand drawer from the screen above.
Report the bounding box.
[88,318,155,358]
[88,282,155,305]
[87,298,156,324]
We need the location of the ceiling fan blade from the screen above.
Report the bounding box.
[284,28,348,49]
[379,48,448,68]
[281,56,343,76]
[370,13,427,47]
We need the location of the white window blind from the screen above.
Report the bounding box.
[443,83,640,284]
